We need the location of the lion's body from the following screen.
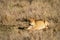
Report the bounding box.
[27,18,49,31]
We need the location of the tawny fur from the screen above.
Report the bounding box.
[27,18,49,31]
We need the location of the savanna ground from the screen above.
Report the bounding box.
[0,0,60,40]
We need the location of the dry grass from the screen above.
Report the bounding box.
[0,0,60,40]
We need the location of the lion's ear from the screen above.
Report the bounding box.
[28,18,35,21]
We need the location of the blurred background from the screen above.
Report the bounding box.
[0,0,60,40]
